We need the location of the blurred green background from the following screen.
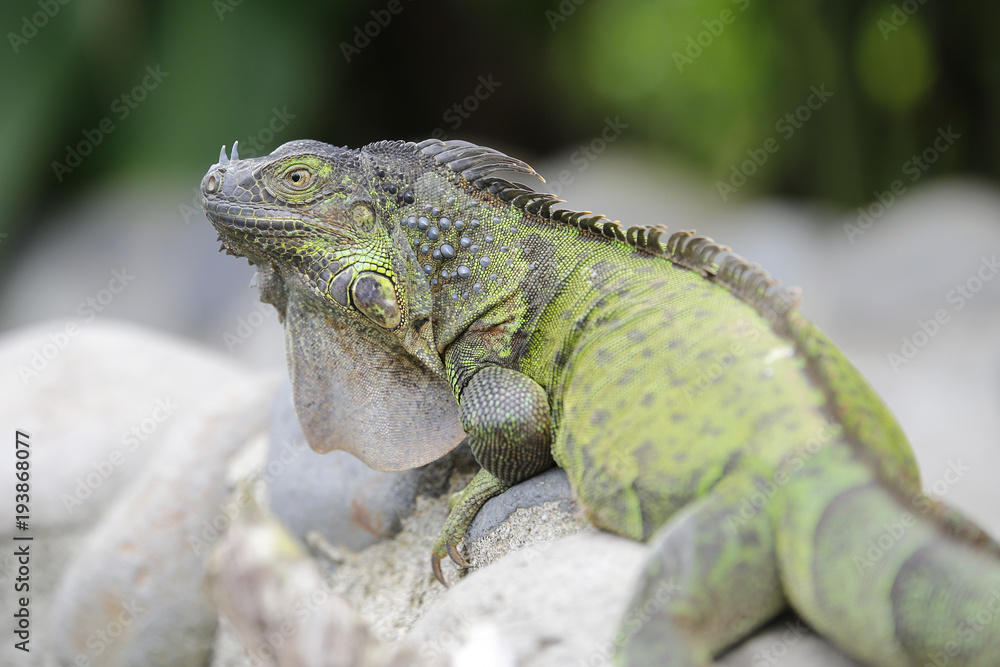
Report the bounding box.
[1,0,998,257]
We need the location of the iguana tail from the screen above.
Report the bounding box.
[773,440,1000,667]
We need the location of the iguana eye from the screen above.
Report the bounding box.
[286,168,312,189]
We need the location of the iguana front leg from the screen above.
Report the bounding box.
[432,365,555,584]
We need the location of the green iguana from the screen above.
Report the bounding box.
[201,138,1000,665]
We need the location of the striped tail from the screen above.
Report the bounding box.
[773,440,1000,667]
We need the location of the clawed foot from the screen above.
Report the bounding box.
[431,541,472,586]
[429,468,510,586]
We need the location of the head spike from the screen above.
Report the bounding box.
[219,145,229,165]
[231,141,240,161]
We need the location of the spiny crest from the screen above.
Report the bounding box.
[413,138,802,327]
[413,138,543,183]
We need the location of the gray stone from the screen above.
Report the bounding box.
[466,467,576,543]
[718,615,862,666]
[408,532,649,667]
[0,320,276,667]
[0,319,266,531]
[0,527,85,667]
[267,378,469,551]
[207,495,418,667]
[217,457,864,667]
[411,506,862,666]
[50,372,276,667]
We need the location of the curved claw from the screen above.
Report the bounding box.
[447,543,470,568]
[432,554,449,588]
[431,469,509,586]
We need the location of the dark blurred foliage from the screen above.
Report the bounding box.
[1,0,998,247]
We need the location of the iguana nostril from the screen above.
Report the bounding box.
[205,173,218,194]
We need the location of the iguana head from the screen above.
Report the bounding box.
[199,138,554,470]
[202,138,544,332]
[201,139,478,471]
[202,139,407,332]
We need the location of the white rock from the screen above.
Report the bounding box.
[49,355,276,666]
[0,319,267,530]
[409,532,648,667]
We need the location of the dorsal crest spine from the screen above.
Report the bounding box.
[404,139,802,327]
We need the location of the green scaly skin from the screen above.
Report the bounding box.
[202,138,1000,666]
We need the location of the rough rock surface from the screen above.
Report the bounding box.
[0,319,267,531]
[466,467,577,543]
[410,531,647,666]
[207,492,419,667]
[49,375,275,667]
[0,320,279,667]
[0,320,277,667]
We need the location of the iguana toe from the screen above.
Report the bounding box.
[431,552,449,587]
[429,468,510,585]
[430,536,470,586]
[447,542,470,568]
